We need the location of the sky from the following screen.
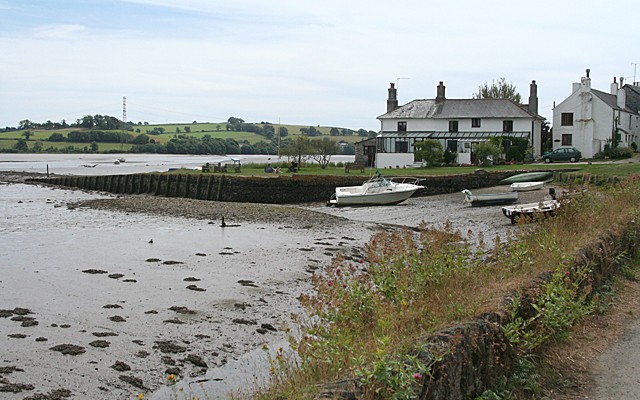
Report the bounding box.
[1,0,639,131]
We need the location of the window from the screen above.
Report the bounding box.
[397,121,407,132]
[561,113,573,126]
[449,121,459,132]
[395,141,408,153]
[561,134,572,146]
[471,118,481,128]
[503,120,513,132]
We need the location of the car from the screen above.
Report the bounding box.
[541,147,582,163]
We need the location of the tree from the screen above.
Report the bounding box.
[90,141,99,152]
[14,139,28,151]
[22,131,33,140]
[330,127,340,136]
[281,136,313,166]
[414,139,444,167]
[473,77,521,103]
[48,132,65,142]
[278,126,288,138]
[184,126,191,133]
[475,141,503,166]
[310,138,340,169]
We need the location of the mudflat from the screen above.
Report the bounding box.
[0,174,547,399]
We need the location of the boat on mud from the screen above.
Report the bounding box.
[462,189,519,207]
[500,171,552,184]
[501,200,560,224]
[510,181,545,192]
[327,175,424,207]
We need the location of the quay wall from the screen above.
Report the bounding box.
[26,170,549,204]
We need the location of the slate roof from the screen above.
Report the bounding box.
[592,89,637,113]
[378,98,538,120]
[624,85,640,113]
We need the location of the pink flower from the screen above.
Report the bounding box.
[413,372,422,380]
[358,258,364,263]
[336,267,341,276]
[327,280,333,286]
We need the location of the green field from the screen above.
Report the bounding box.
[0,121,370,151]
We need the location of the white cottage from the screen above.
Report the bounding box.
[552,69,640,158]
[375,81,543,168]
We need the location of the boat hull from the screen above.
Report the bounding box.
[462,189,518,206]
[500,172,552,184]
[329,177,424,206]
[510,181,545,192]
[501,200,560,224]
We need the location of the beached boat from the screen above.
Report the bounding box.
[501,200,560,224]
[510,181,545,192]
[500,171,553,184]
[327,175,424,206]
[462,189,518,207]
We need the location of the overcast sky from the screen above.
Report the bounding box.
[1,0,639,131]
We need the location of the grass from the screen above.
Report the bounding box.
[0,122,368,148]
[166,159,639,179]
[254,178,640,399]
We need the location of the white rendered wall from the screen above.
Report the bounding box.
[375,153,415,169]
[380,118,533,133]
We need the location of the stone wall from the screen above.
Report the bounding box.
[27,170,532,204]
[415,220,640,399]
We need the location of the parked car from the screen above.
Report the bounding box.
[541,147,582,163]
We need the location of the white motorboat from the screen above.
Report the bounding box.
[462,189,518,207]
[510,181,545,192]
[328,175,424,206]
[501,200,560,224]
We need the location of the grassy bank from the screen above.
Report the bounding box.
[165,159,639,179]
[252,177,640,399]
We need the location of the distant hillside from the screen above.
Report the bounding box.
[0,119,377,154]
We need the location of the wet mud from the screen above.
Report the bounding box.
[0,176,551,399]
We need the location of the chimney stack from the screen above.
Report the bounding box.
[611,77,618,95]
[528,80,538,114]
[436,81,446,102]
[386,82,398,113]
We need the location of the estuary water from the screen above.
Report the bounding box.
[0,153,355,176]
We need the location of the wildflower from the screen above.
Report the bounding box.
[138,395,144,400]
[167,374,175,381]
[565,271,570,276]
[413,372,422,380]
[327,280,333,286]
[335,267,341,276]
[358,258,364,263]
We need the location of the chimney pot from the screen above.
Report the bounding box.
[586,68,590,78]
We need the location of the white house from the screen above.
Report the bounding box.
[552,69,640,158]
[375,81,543,168]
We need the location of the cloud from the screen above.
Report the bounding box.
[32,24,87,39]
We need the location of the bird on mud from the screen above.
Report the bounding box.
[148,239,153,244]
[220,216,226,227]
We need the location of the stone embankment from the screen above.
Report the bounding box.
[27,170,540,204]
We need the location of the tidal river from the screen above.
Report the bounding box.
[0,158,528,399]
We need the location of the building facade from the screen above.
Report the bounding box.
[552,69,640,158]
[375,81,542,169]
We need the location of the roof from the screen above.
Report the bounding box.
[592,89,637,113]
[378,98,539,120]
[624,84,640,113]
[377,131,530,140]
